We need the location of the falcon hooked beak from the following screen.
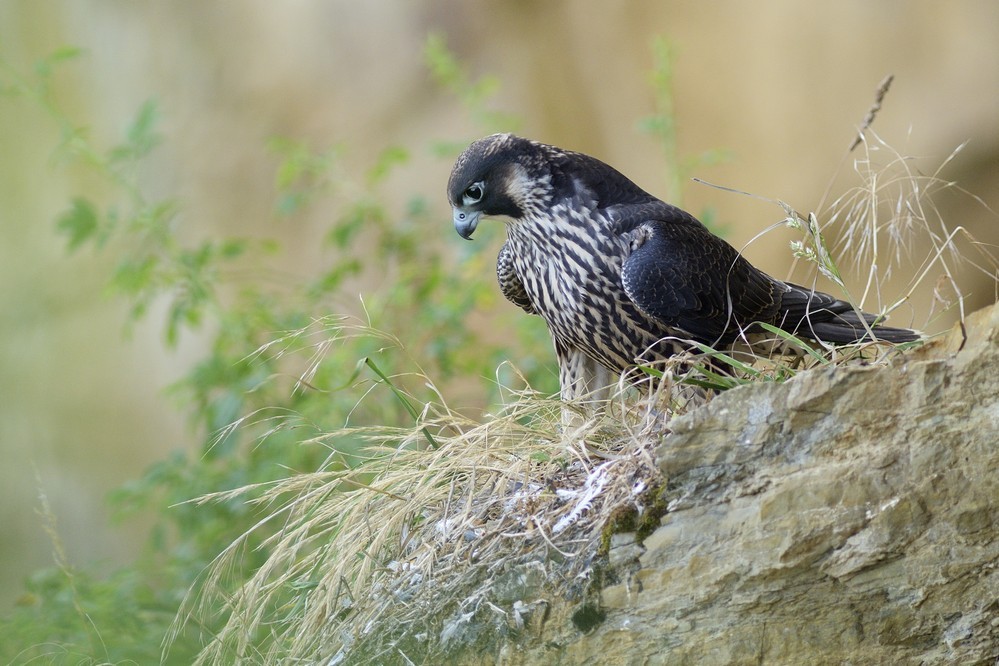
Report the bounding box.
[453,207,481,240]
[448,138,530,241]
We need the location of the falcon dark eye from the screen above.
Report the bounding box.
[463,183,484,204]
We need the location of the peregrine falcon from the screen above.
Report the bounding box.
[447,133,918,400]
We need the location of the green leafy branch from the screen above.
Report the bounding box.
[638,36,732,212]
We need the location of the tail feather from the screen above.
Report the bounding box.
[777,282,920,344]
[803,317,920,344]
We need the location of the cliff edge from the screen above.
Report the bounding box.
[454,304,999,664]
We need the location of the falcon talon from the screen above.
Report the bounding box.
[447,134,920,403]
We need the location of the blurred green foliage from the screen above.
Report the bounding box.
[0,38,555,664]
[0,34,724,663]
[638,36,731,232]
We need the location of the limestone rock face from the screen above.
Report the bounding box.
[466,304,999,664]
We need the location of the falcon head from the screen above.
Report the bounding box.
[447,134,552,239]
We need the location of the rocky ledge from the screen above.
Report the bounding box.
[463,304,999,665]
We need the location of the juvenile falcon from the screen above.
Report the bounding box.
[447,133,918,400]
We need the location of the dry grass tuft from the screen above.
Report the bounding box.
[173,366,668,664]
[825,130,999,326]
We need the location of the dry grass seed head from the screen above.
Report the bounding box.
[826,131,998,321]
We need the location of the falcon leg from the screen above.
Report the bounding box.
[556,344,614,426]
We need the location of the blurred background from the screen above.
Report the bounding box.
[2,0,998,613]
